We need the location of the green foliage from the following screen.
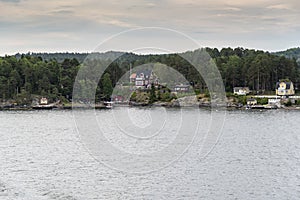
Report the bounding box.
[0,56,79,102]
[194,89,201,95]
[295,100,300,105]
[208,47,300,93]
[101,73,113,100]
[161,91,178,102]
[273,47,300,65]
[279,78,291,82]
[284,100,292,107]
[226,92,235,97]
[132,91,149,103]
[1,47,300,104]
[237,95,247,105]
[16,89,31,105]
[130,91,137,101]
[257,98,268,105]
[204,89,210,98]
[157,90,162,100]
[149,84,156,104]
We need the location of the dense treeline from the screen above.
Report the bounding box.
[273,47,300,65]
[112,48,300,93]
[15,52,89,63]
[1,47,299,104]
[0,55,79,103]
[205,47,299,92]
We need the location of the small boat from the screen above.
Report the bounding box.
[104,101,113,109]
[245,104,278,110]
[32,104,56,110]
[262,105,278,109]
[250,105,265,109]
[32,98,60,110]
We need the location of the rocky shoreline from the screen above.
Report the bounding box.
[1,101,300,111]
[1,94,300,111]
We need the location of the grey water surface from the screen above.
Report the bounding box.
[0,108,299,199]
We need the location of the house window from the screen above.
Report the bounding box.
[136,81,144,86]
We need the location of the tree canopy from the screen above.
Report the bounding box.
[1,47,299,104]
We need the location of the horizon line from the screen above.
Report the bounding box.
[1,46,300,57]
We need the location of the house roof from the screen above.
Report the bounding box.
[175,85,190,88]
[234,87,249,90]
[234,87,250,94]
[130,73,136,79]
[276,81,292,89]
[136,69,152,78]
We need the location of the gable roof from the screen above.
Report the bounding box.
[130,73,136,79]
[175,85,190,88]
[247,98,257,102]
[136,69,153,78]
[276,81,293,89]
[233,87,250,92]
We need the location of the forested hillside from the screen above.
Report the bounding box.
[206,47,299,92]
[15,52,89,63]
[1,47,299,104]
[273,47,300,65]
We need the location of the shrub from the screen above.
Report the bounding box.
[237,95,247,105]
[130,91,137,101]
[284,100,292,107]
[257,98,268,105]
[204,89,210,98]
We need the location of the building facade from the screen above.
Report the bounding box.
[233,87,250,95]
[276,81,295,96]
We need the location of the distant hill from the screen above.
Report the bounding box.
[273,47,300,64]
[14,51,141,63]
[15,47,300,65]
[15,52,89,63]
[1,47,299,103]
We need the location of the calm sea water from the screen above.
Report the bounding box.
[0,108,299,199]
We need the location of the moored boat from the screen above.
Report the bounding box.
[104,101,113,109]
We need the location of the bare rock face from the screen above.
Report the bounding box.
[171,96,198,107]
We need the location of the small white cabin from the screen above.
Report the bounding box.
[40,97,48,105]
[234,87,250,95]
[268,99,281,106]
[247,98,257,106]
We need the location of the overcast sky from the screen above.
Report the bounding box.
[1,0,300,55]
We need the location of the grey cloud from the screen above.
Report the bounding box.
[1,0,300,54]
[50,10,74,15]
[0,0,21,3]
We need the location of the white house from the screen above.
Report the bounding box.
[40,97,48,105]
[276,80,295,96]
[247,98,257,106]
[174,85,190,93]
[131,70,159,89]
[234,87,250,95]
[268,99,281,107]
